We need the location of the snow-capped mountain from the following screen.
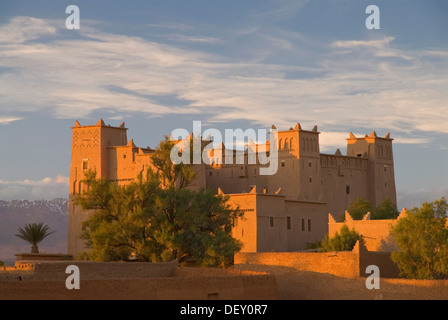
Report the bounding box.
[0,198,69,265]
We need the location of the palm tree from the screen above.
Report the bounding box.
[15,223,55,254]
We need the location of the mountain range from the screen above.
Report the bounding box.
[0,198,68,265]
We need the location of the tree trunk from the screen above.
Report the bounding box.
[31,245,39,254]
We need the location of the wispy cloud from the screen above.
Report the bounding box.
[0,175,69,186]
[393,137,432,145]
[0,117,23,125]
[0,16,447,140]
[0,175,69,200]
[331,37,395,49]
[165,34,222,44]
[0,16,56,43]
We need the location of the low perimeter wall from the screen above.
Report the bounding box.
[235,240,400,279]
[0,261,277,300]
[14,260,177,280]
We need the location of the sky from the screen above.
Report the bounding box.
[0,0,447,210]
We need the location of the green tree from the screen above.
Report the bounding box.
[77,137,243,267]
[15,222,55,253]
[77,170,163,262]
[391,197,448,279]
[347,197,399,220]
[347,198,373,220]
[319,224,363,252]
[371,198,399,220]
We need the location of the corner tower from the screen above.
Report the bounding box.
[346,131,396,208]
[68,119,128,256]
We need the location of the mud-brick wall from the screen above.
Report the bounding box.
[0,264,277,300]
[18,261,177,280]
[235,241,400,279]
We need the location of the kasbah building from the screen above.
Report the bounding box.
[68,119,396,257]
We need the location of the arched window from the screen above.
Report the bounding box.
[279,138,283,150]
[290,137,294,150]
[284,138,289,150]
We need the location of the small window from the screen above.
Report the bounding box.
[82,160,88,171]
[263,187,268,194]
[301,219,305,231]
[281,161,285,167]
[357,153,362,158]
[308,219,311,232]
[346,185,350,194]
[286,217,291,230]
[309,177,313,183]
[269,217,274,227]
[309,161,312,167]
[209,172,212,177]
[123,154,127,159]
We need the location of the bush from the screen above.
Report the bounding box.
[391,197,448,279]
[319,224,363,252]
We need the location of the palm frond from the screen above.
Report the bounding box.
[15,222,55,246]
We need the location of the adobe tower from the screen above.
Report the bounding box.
[68,119,129,256]
[346,131,396,208]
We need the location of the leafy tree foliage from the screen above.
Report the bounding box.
[76,137,242,267]
[372,198,399,220]
[391,197,448,279]
[319,224,363,252]
[15,222,55,253]
[347,197,398,220]
[347,198,373,220]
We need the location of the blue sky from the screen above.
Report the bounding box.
[0,0,447,210]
